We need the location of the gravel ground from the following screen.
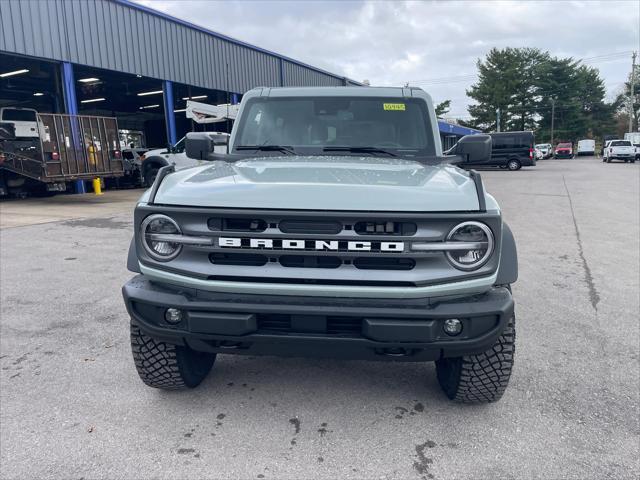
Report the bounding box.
[1,156,638,479]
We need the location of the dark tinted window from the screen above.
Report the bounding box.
[2,109,37,122]
[491,133,533,150]
[611,141,631,147]
[235,97,434,155]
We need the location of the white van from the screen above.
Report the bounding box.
[576,139,595,156]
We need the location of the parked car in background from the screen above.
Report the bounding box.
[554,142,574,159]
[601,134,617,155]
[473,131,535,170]
[577,139,595,156]
[535,143,553,159]
[140,133,229,186]
[602,140,635,163]
[121,147,149,185]
[534,148,543,160]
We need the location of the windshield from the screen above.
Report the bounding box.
[557,143,571,148]
[233,96,435,156]
[611,141,631,147]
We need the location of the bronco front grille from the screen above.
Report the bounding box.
[137,206,502,288]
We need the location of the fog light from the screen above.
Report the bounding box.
[443,318,463,336]
[164,308,183,324]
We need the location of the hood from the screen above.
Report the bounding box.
[144,147,168,157]
[151,156,481,212]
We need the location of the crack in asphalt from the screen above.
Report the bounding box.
[562,175,600,311]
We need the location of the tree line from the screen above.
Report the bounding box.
[449,47,632,142]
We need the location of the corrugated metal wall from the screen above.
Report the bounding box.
[0,0,350,92]
[282,61,344,87]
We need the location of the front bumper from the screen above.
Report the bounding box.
[123,275,514,362]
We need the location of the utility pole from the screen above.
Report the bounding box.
[496,108,501,132]
[630,51,637,133]
[550,98,556,146]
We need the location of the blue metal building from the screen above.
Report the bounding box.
[0,0,478,149]
[0,0,360,146]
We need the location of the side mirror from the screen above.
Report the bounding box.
[452,134,492,163]
[185,132,229,160]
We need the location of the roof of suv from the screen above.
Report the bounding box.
[251,86,424,98]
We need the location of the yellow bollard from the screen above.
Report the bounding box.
[92,177,103,195]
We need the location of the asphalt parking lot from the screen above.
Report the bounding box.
[1,157,638,479]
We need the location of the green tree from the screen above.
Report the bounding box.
[536,59,612,142]
[468,48,616,142]
[467,47,546,131]
[435,100,451,117]
[613,64,640,133]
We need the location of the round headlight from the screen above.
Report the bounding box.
[445,221,494,271]
[141,214,182,261]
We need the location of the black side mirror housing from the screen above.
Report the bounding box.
[451,134,492,163]
[185,132,228,160]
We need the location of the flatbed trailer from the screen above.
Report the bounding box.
[0,113,124,196]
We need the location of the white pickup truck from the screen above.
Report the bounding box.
[0,107,49,141]
[140,101,237,185]
[602,140,636,163]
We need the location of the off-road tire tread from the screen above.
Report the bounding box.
[131,324,188,389]
[131,323,216,390]
[437,316,515,404]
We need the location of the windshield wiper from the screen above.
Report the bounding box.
[322,146,397,157]
[235,145,296,155]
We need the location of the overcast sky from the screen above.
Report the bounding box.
[136,0,639,119]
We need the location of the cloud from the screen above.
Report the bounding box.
[135,0,638,117]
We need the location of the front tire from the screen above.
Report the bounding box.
[436,315,515,403]
[130,323,215,389]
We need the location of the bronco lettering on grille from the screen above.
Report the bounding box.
[218,237,405,252]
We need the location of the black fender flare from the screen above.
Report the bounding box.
[496,222,518,285]
[127,237,141,273]
[141,156,169,183]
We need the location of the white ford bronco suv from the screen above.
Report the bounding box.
[123,86,518,403]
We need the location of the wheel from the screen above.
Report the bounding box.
[130,323,216,389]
[436,315,515,403]
[143,166,160,187]
[507,159,521,171]
[606,158,611,163]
